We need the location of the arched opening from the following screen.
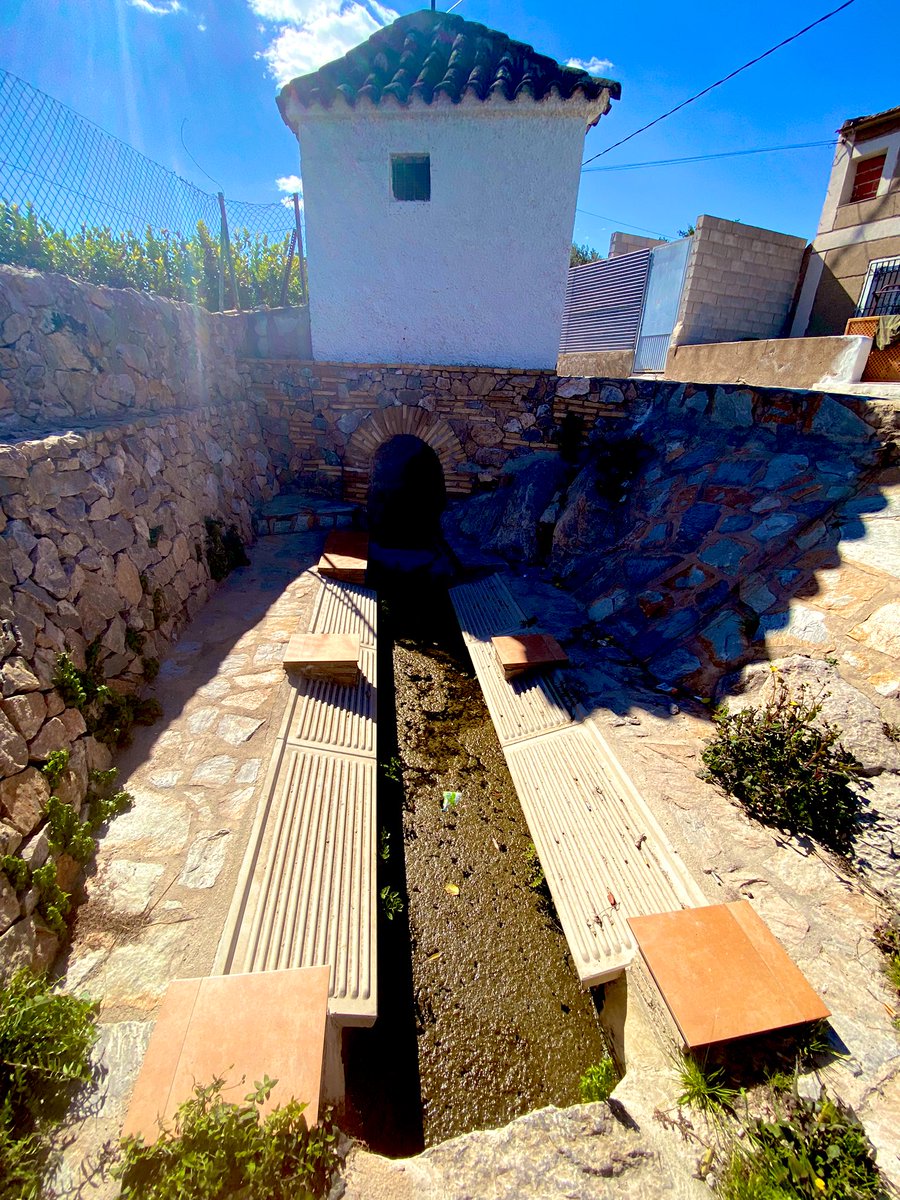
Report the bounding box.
[367,434,446,549]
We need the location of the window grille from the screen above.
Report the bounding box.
[857,256,900,317]
[391,154,430,202]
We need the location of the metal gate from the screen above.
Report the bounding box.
[633,238,691,373]
[560,250,651,353]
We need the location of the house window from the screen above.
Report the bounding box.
[391,154,430,202]
[857,256,900,317]
[848,153,886,203]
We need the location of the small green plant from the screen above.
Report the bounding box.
[874,916,900,997]
[0,854,29,893]
[204,518,249,582]
[523,841,546,891]
[883,722,900,744]
[125,627,145,655]
[147,526,162,548]
[0,969,97,1129]
[30,863,70,935]
[379,828,391,863]
[677,1053,738,1114]
[44,795,95,864]
[51,656,86,710]
[381,756,402,783]
[152,588,168,628]
[380,885,404,921]
[39,749,70,792]
[579,1056,618,1102]
[142,655,160,682]
[719,1090,883,1200]
[700,679,865,853]
[115,1075,338,1199]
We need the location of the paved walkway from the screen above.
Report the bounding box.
[55,533,324,1195]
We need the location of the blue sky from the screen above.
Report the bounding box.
[1,0,895,249]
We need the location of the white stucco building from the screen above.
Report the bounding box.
[277,9,619,368]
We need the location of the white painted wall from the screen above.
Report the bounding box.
[295,97,598,368]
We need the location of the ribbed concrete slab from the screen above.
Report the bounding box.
[452,578,573,744]
[451,573,705,987]
[221,748,376,1022]
[215,579,378,1025]
[284,644,377,758]
[310,578,377,645]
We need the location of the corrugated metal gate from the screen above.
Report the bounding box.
[559,250,651,354]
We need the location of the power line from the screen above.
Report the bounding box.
[575,207,672,239]
[582,138,837,174]
[582,0,856,167]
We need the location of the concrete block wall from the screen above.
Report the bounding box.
[672,216,806,347]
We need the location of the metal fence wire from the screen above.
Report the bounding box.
[0,67,304,309]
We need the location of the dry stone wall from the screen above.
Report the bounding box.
[0,267,280,979]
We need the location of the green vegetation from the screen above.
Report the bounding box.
[380,756,402,783]
[29,863,70,936]
[115,1076,338,1200]
[39,749,70,792]
[579,1056,618,1102]
[204,518,250,583]
[0,969,98,1197]
[677,1054,738,1114]
[379,885,404,922]
[700,679,865,853]
[379,828,391,863]
[874,916,900,1003]
[570,241,603,266]
[44,794,95,864]
[523,841,546,892]
[0,855,29,893]
[883,722,900,744]
[52,646,161,748]
[0,202,305,311]
[719,1091,883,1200]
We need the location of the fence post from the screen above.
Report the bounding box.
[280,230,296,307]
[293,193,308,304]
[217,192,226,312]
[218,191,241,312]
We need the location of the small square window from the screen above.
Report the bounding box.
[391,154,430,202]
[849,153,886,203]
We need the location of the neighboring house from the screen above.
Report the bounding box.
[792,105,900,336]
[277,9,619,368]
[559,215,805,375]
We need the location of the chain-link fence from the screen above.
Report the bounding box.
[0,68,306,310]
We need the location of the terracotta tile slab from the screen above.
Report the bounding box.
[283,632,360,685]
[317,536,368,584]
[628,901,830,1048]
[491,633,569,679]
[123,965,330,1143]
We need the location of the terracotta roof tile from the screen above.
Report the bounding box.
[278,9,620,129]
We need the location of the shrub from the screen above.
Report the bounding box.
[115,1076,339,1199]
[39,749,70,792]
[720,1091,883,1200]
[0,970,97,1132]
[380,886,404,922]
[700,679,865,853]
[52,651,162,748]
[579,1057,618,1102]
[204,518,249,582]
[677,1054,738,1114]
[44,794,95,864]
[30,863,70,935]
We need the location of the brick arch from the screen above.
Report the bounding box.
[343,407,465,503]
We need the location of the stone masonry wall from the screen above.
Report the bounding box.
[0,265,244,439]
[245,359,563,503]
[672,215,806,346]
[0,267,280,979]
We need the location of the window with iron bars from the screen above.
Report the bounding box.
[857,256,900,317]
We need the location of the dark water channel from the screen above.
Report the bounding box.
[343,572,607,1152]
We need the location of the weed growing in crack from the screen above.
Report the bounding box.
[579,1057,618,1102]
[700,678,866,854]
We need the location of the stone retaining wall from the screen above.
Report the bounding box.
[0,405,276,978]
[0,266,244,439]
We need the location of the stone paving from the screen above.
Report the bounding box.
[52,532,323,1196]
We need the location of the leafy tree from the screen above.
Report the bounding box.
[570,240,604,266]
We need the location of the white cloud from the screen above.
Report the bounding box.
[566,56,614,77]
[276,174,303,193]
[198,21,207,32]
[249,0,398,85]
[130,0,182,14]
